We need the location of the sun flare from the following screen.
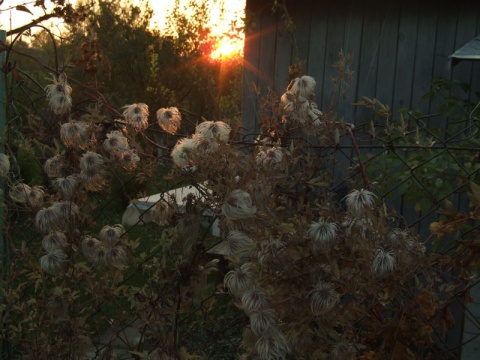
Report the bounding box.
[210,37,243,60]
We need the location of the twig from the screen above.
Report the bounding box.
[346,127,369,188]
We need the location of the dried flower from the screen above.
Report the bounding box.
[156,107,182,135]
[224,262,256,296]
[99,224,125,247]
[40,248,68,275]
[44,154,66,178]
[35,202,77,233]
[171,137,197,168]
[42,232,67,252]
[250,308,278,336]
[79,167,106,192]
[258,239,289,268]
[45,73,72,115]
[193,134,219,153]
[310,281,339,314]
[104,246,127,269]
[371,248,396,276]
[255,327,290,359]
[91,246,107,267]
[222,189,256,219]
[116,149,140,169]
[103,130,129,153]
[81,236,102,258]
[122,103,149,131]
[0,153,10,178]
[224,230,253,254]
[345,189,377,216]
[9,183,44,207]
[308,219,337,253]
[195,120,231,142]
[241,287,269,314]
[52,175,78,199]
[287,75,317,99]
[79,151,104,172]
[60,121,89,149]
[256,147,283,167]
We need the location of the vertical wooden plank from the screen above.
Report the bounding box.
[339,0,363,125]
[273,9,294,94]
[392,1,418,116]
[323,0,347,113]
[374,2,400,112]
[307,0,329,109]
[291,0,312,70]
[432,3,458,83]
[410,2,438,113]
[353,0,384,122]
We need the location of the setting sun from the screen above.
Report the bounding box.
[210,37,242,60]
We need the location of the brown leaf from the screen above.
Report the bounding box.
[15,5,33,15]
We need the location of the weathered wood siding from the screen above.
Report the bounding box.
[242,0,480,136]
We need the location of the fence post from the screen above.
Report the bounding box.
[0,29,7,357]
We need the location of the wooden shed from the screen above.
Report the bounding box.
[241,0,480,135]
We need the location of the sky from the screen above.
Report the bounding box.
[0,0,245,55]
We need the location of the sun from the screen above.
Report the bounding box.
[210,37,242,60]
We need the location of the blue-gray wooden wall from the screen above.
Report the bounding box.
[241,0,480,353]
[242,0,480,135]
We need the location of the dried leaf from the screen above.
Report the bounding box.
[15,5,33,15]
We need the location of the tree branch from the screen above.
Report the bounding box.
[6,13,59,37]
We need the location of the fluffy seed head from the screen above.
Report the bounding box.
[122,103,149,131]
[44,154,66,179]
[52,201,79,221]
[345,189,377,216]
[52,175,78,200]
[254,327,290,359]
[287,75,316,99]
[308,219,337,253]
[81,236,103,258]
[193,134,219,153]
[256,147,283,167]
[9,183,44,207]
[104,246,127,269]
[224,230,253,254]
[310,281,339,315]
[99,224,125,247]
[40,248,68,276]
[222,189,256,219]
[60,121,89,149]
[79,151,104,172]
[371,248,396,276]
[45,73,72,115]
[103,131,129,153]
[195,120,231,142]
[42,232,67,252]
[0,153,10,178]
[156,107,182,135]
[224,262,256,297]
[116,149,140,169]
[171,137,197,168]
[241,287,269,314]
[250,308,278,336]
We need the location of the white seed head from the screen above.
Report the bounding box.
[287,75,317,98]
[241,287,269,314]
[156,107,182,135]
[371,248,396,276]
[250,308,278,336]
[195,120,231,142]
[116,149,140,169]
[224,262,256,297]
[44,154,66,179]
[60,121,89,149]
[40,248,68,276]
[308,219,337,253]
[310,281,339,315]
[104,246,127,269]
[345,189,377,216]
[254,327,290,359]
[81,236,103,258]
[122,103,149,131]
[42,232,67,252]
[52,175,78,199]
[171,137,197,168]
[256,147,283,167]
[222,189,256,219]
[79,151,104,172]
[45,73,72,115]
[99,224,125,247]
[103,130,129,153]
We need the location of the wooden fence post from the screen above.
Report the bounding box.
[0,28,7,357]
